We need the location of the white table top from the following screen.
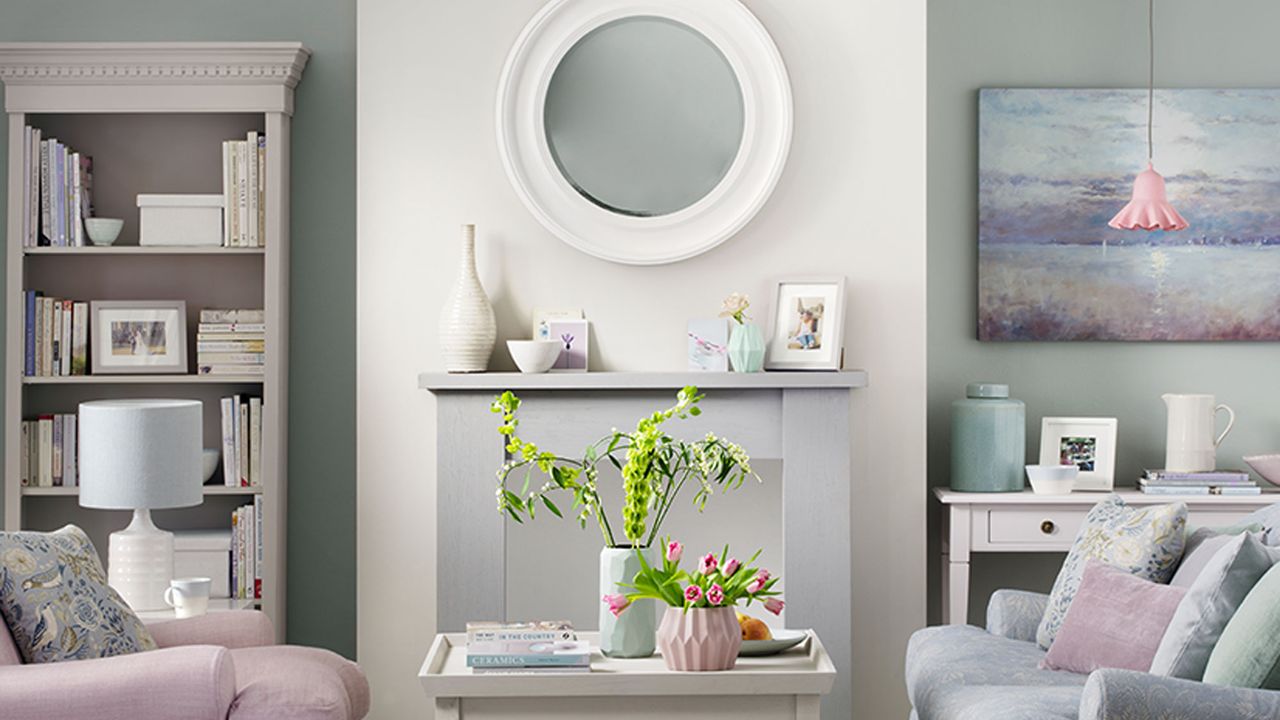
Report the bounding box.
[934,487,1280,506]
[419,630,835,698]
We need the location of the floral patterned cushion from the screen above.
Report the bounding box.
[1036,495,1187,649]
[0,525,157,663]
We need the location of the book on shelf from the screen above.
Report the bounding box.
[198,309,265,376]
[1140,484,1262,495]
[21,126,92,248]
[221,394,264,487]
[230,500,264,600]
[23,292,88,377]
[21,413,78,488]
[221,134,266,248]
[1139,477,1258,488]
[1143,469,1252,483]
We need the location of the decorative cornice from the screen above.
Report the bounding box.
[0,43,310,89]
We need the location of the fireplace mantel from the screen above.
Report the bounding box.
[419,370,867,391]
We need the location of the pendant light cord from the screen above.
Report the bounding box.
[1148,0,1154,161]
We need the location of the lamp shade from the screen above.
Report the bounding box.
[78,399,202,510]
[1108,163,1189,231]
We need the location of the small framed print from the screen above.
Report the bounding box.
[688,318,730,372]
[90,300,188,375]
[1039,417,1118,491]
[547,319,588,372]
[765,277,846,371]
[532,308,583,341]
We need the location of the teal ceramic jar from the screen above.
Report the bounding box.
[951,382,1025,492]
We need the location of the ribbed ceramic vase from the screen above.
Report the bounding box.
[656,606,742,671]
[599,547,656,658]
[438,224,496,373]
[727,321,765,372]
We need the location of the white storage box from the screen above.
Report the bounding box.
[136,194,223,246]
[174,529,232,598]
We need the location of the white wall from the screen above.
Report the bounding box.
[357,1,927,717]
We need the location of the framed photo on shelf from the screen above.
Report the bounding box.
[1038,417,1118,491]
[764,277,846,370]
[547,319,588,372]
[90,300,188,375]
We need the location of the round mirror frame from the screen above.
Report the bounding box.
[497,0,793,265]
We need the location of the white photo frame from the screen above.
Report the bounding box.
[546,319,589,372]
[90,300,188,375]
[764,277,845,371]
[1039,417,1118,491]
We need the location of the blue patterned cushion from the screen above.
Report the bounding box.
[1036,495,1187,649]
[0,525,156,663]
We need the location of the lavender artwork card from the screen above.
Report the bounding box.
[548,319,589,372]
[687,318,729,371]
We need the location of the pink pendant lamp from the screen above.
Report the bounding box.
[1109,0,1188,231]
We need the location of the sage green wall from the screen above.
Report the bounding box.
[929,0,1280,623]
[0,1,357,656]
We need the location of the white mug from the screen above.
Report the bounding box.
[164,577,212,619]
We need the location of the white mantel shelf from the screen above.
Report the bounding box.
[419,370,868,392]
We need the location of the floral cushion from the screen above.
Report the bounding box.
[1036,495,1187,649]
[0,525,157,663]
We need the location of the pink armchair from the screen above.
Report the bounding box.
[0,611,368,720]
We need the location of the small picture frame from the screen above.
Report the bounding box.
[90,300,188,375]
[765,277,846,370]
[687,318,730,372]
[1039,417,1118,491]
[547,319,588,372]
[532,307,583,341]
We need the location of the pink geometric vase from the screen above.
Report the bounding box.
[656,606,742,671]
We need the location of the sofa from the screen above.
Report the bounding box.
[906,589,1280,720]
[0,609,369,720]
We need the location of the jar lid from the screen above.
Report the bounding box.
[966,382,1009,399]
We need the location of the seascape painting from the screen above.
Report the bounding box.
[979,88,1280,341]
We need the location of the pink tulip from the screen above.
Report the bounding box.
[684,585,703,604]
[722,558,741,577]
[764,598,785,616]
[602,593,631,617]
[748,570,771,594]
[666,541,683,563]
[706,584,725,606]
[698,553,718,575]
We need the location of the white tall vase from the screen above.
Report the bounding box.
[439,224,496,373]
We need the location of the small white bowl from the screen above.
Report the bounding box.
[202,448,222,483]
[1026,464,1079,495]
[1244,455,1280,486]
[507,339,561,374]
[84,218,124,246]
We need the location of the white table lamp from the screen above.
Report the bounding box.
[79,399,202,611]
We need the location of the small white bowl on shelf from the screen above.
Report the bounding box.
[1026,464,1078,495]
[1244,454,1280,486]
[507,339,561,374]
[202,448,222,484]
[84,218,124,246]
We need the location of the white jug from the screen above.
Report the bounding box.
[1162,394,1235,473]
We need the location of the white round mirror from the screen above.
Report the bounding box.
[498,0,792,265]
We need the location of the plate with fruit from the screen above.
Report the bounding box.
[737,612,807,656]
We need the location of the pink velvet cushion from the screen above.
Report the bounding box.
[1041,560,1187,674]
[229,645,370,720]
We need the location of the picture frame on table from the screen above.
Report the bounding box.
[764,277,846,371]
[90,300,188,375]
[1038,417,1118,491]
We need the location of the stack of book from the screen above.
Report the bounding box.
[19,414,77,488]
[1140,469,1261,495]
[222,132,266,247]
[231,499,263,600]
[19,125,93,248]
[220,394,263,487]
[198,308,264,376]
[23,292,88,376]
[465,621,590,674]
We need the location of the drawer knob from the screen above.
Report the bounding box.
[1040,520,1056,535]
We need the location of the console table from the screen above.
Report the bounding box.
[935,487,1280,624]
[419,630,836,719]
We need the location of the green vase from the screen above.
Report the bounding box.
[599,546,656,658]
[951,382,1026,492]
[728,322,765,373]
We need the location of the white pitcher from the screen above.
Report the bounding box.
[1162,394,1235,473]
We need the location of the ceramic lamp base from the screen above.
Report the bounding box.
[107,509,175,612]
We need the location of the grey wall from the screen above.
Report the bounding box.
[0,1,357,656]
[929,0,1280,624]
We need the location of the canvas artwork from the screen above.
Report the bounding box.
[979,88,1280,341]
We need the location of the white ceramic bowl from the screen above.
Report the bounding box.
[507,339,561,374]
[1026,464,1078,495]
[84,218,124,246]
[1244,454,1280,486]
[202,448,222,483]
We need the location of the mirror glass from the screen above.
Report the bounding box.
[544,16,745,218]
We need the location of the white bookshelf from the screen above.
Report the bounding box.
[0,43,309,641]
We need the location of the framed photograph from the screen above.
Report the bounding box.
[90,300,188,375]
[531,307,583,341]
[547,319,588,372]
[1038,417,1118,491]
[764,277,846,371]
[687,318,730,372]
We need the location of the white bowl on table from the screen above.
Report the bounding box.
[507,340,561,374]
[1244,454,1280,486]
[1026,464,1078,495]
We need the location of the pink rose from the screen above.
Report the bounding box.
[684,584,703,604]
[764,598,785,616]
[748,570,771,594]
[706,584,725,606]
[698,553,718,575]
[602,593,631,617]
[722,558,741,577]
[666,540,684,563]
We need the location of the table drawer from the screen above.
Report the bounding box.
[988,508,1083,547]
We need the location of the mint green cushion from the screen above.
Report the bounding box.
[1203,561,1280,688]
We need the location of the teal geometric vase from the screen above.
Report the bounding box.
[727,322,765,373]
[599,546,656,658]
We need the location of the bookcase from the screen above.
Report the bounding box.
[0,43,309,639]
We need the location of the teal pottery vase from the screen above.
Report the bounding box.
[728,322,765,373]
[599,546,656,658]
[951,382,1026,492]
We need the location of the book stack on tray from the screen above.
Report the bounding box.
[1139,469,1261,495]
[466,621,590,674]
